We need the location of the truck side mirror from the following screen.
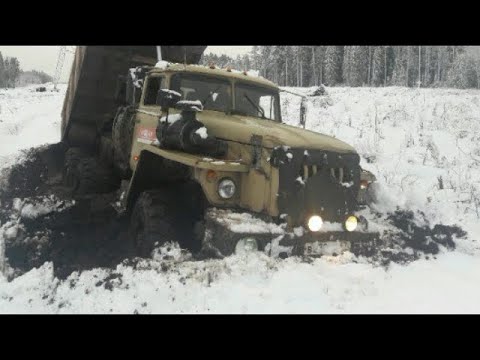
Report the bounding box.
[156,89,181,109]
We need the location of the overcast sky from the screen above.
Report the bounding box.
[0,46,252,81]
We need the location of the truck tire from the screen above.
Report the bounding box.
[63,147,88,192]
[112,106,135,176]
[64,156,119,196]
[129,190,179,258]
[64,147,88,174]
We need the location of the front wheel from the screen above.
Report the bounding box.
[128,190,181,258]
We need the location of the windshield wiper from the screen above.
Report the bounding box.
[244,94,266,119]
[201,85,222,107]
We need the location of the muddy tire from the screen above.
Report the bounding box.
[129,190,180,258]
[63,147,87,193]
[112,106,135,176]
[64,156,119,196]
[64,148,87,175]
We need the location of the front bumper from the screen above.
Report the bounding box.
[278,230,380,257]
[201,208,380,258]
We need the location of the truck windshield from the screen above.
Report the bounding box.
[170,73,231,113]
[234,82,280,121]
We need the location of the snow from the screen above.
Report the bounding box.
[1,84,480,313]
[159,113,182,124]
[0,84,63,168]
[195,127,208,139]
[317,222,344,232]
[1,251,480,314]
[155,60,171,70]
[177,100,203,112]
[295,176,305,185]
[129,68,144,89]
[211,210,285,235]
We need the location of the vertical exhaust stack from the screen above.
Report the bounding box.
[156,46,163,62]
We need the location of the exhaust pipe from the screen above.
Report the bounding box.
[156,46,163,61]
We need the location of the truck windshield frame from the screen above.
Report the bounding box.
[170,73,231,113]
[169,72,281,122]
[234,82,281,122]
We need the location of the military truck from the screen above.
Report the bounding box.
[61,46,379,259]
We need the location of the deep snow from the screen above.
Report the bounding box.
[0,83,479,314]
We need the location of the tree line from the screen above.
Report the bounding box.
[0,51,21,88]
[0,51,52,88]
[201,46,480,89]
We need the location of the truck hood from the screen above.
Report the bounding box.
[197,111,357,154]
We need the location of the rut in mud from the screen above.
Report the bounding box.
[0,144,134,279]
[0,144,469,281]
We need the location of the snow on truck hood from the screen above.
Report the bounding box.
[196,112,357,153]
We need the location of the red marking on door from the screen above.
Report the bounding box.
[137,126,156,141]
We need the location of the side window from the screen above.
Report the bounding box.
[144,77,164,105]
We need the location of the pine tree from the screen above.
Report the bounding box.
[391,46,408,86]
[313,46,326,85]
[447,52,478,88]
[4,58,10,87]
[0,52,5,88]
[259,46,273,78]
[251,46,261,72]
[343,46,368,86]
[298,46,312,86]
[324,46,343,86]
[202,46,480,90]
[371,46,385,86]
[284,46,295,86]
[9,57,21,88]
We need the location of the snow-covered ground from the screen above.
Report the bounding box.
[0,84,62,169]
[1,84,479,314]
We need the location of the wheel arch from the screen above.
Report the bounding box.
[125,150,203,212]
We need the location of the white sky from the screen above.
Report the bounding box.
[0,46,252,82]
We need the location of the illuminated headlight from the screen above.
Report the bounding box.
[307,215,323,232]
[360,180,369,190]
[345,216,358,232]
[218,178,236,199]
[235,237,259,255]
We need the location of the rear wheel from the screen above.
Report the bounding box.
[63,148,88,193]
[63,151,119,196]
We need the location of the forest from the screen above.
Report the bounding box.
[0,51,52,88]
[201,46,480,89]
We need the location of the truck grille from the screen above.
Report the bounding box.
[300,165,349,184]
[275,148,361,225]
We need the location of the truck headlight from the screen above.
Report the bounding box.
[307,215,323,232]
[345,216,358,232]
[218,178,236,199]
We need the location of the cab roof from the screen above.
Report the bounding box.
[148,62,279,90]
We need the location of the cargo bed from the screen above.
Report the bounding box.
[61,46,206,148]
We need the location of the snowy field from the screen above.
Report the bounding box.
[0,84,479,314]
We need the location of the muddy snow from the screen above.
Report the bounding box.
[0,83,479,314]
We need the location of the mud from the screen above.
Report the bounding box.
[0,144,470,280]
[374,209,467,266]
[0,143,134,280]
